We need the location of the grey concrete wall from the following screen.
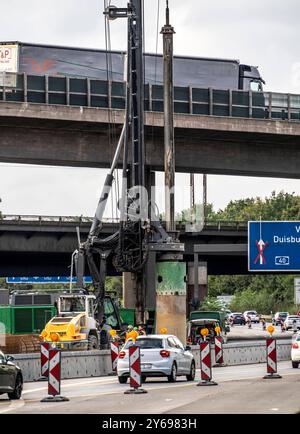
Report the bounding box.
[191,340,291,368]
[13,339,292,382]
[13,350,112,382]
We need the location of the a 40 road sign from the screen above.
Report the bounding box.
[248,221,300,272]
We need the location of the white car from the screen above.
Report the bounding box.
[117,334,195,384]
[243,310,260,323]
[284,315,300,331]
[291,333,300,368]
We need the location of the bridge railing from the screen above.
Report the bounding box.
[1,72,300,121]
[0,214,119,225]
[0,214,248,231]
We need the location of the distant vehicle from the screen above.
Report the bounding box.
[117,335,195,384]
[0,41,265,91]
[243,311,260,323]
[272,312,289,326]
[186,311,230,344]
[284,315,300,331]
[230,312,246,325]
[291,333,300,368]
[224,309,232,319]
[0,351,23,399]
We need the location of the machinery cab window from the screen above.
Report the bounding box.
[103,298,118,328]
[59,296,86,314]
[250,80,263,92]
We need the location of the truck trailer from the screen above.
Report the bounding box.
[0,41,264,91]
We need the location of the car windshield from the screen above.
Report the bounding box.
[125,338,163,349]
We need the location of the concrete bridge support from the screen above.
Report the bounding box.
[122,272,136,310]
[187,260,208,316]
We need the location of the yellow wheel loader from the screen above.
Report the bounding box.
[41,293,122,350]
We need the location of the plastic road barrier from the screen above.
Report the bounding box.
[213,336,225,367]
[197,341,218,386]
[41,347,69,402]
[37,342,49,381]
[111,341,119,372]
[124,344,147,394]
[263,337,282,379]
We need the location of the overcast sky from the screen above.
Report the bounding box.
[1,0,300,217]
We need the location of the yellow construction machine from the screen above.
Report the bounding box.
[41,292,122,350]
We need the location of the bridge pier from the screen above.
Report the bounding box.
[122,272,136,311]
[187,259,208,316]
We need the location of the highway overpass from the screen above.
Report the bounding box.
[0,215,247,276]
[0,76,300,178]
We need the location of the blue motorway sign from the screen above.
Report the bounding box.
[6,276,93,284]
[248,221,300,272]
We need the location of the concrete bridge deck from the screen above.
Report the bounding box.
[0,98,300,177]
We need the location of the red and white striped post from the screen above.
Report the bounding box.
[124,344,147,394]
[213,335,226,367]
[263,337,282,379]
[37,342,49,381]
[110,341,119,374]
[197,339,218,386]
[41,347,69,402]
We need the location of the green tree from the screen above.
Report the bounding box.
[203,191,300,314]
[211,191,300,221]
[199,296,224,311]
[105,277,122,298]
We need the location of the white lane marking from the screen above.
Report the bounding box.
[23,377,116,394]
[271,408,279,411]
[0,399,25,414]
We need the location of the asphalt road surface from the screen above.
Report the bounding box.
[0,361,299,414]
[227,322,296,341]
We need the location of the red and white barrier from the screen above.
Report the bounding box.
[48,348,61,396]
[40,342,49,379]
[124,344,147,394]
[41,347,69,402]
[214,336,224,366]
[197,341,218,386]
[129,345,142,389]
[111,341,119,372]
[263,338,282,379]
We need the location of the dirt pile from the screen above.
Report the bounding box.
[0,334,41,354]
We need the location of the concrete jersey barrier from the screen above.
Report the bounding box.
[191,339,292,369]
[12,339,292,382]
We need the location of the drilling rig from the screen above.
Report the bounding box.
[67,0,187,345]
